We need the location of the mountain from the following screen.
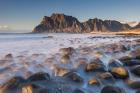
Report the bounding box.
[133,22,140,29]
[33,13,84,33]
[33,13,138,33]
[127,21,139,27]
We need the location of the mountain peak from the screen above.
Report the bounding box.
[33,13,139,33]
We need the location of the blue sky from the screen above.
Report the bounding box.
[0,0,140,31]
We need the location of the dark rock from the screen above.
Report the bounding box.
[131,65,140,77]
[125,79,140,89]
[124,59,140,66]
[110,67,129,79]
[63,72,83,83]
[136,55,140,60]
[108,59,123,70]
[108,59,129,79]
[119,56,132,62]
[101,85,126,93]
[27,72,50,82]
[98,72,115,84]
[85,59,106,72]
[136,89,140,93]
[5,53,13,58]
[0,76,25,93]
[130,48,140,58]
[88,77,100,86]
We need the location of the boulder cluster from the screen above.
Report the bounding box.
[1,39,140,93]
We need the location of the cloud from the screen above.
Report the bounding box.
[0,25,10,30]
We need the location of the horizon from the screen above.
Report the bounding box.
[0,0,140,32]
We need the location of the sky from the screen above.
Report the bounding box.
[0,0,140,32]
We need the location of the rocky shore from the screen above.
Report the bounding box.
[0,37,140,93]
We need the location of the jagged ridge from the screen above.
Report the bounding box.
[33,13,139,33]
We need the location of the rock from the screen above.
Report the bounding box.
[98,72,115,84]
[63,72,83,83]
[136,89,140,93]
[108,59,123,70]
[0,76,25,93]
[4,53,13,61]
[60,47,75,55]
[5,53,13,58]
[88,77,100,86]
[131,65,140,77]
[21,84,39,93]
[130,48,140,58]
[108,59,129,79]
[136,55,140,60]
[75,58,87,68]
[125,79,140,89]
[85,59,106,72]
[119,57,140,66]
[61,54,71,64]
[101,85,126,93]
[119,56,132,62]
[53,65,70,76]
[21,83,51,93]
[110,67,129,79]
[27,72,50,82]
[104,44,128,53]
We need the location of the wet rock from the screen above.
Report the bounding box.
[88,77,100,86]
[60,47,75,55]
[136,55,140,60]
[0,76,25,93]
[98,72,115,84]
[119,56,140,66]
[101,85,126,93]
[131,65,140,77]
[121,59,140,66]
[61,54,71,64]
[85,59,106,72]
[130,48,140,58]
[75,58,87,68]
[125,79,140,89]
[108,59,128,79]
[53,65,70,76]
[5,53,13,58]
[136,89,140,93]
[110,67,129,79]
[119,56,132,62]
[63,72,83,83]
[21,83,39,93]
[27,72,50,82]
[108,59,123,70]
[104,43,128,53]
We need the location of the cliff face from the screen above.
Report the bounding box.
[33,13,138,33]
[33,13,84,33]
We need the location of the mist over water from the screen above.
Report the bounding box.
[0,33,140,93]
